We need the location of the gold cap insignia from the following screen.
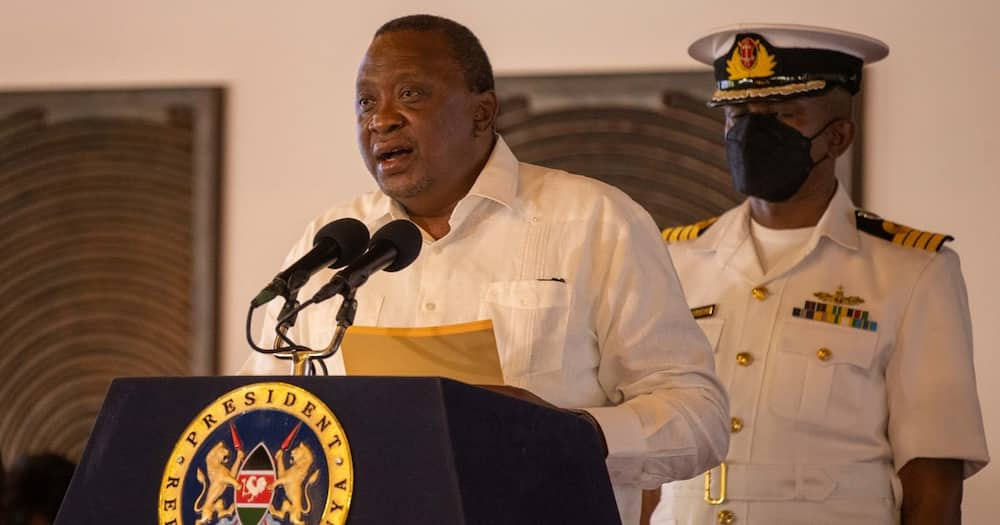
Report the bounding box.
[726,37,777,80]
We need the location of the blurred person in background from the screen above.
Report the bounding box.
[2,453,76,525]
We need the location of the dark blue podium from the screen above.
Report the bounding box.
[55,376,620,524]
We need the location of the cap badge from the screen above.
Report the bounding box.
[726,36,776,80]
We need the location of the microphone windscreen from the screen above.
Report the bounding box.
[313,218,370,269]
[373,219,423,272]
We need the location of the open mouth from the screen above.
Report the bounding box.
[377,147,413,163]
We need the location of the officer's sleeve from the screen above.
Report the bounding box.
[582,202,730,488]
[886,248,989,478]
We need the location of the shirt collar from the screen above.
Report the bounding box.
[465,135,519,210]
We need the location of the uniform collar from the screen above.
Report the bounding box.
[379,135,520,223]
[699,181,860,254]
[694,182,860,281]
[812,182,860,251]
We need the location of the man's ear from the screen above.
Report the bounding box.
[473,90,499,136]
[826,118,856,159]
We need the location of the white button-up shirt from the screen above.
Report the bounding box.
[654,184,989,524]
[242,138,730,525]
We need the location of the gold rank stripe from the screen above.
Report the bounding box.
[891,227,949,252]
[855,210,953,252]
[662,217,719,243]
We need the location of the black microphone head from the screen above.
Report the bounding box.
[313,218,370,269]
[372,219,422,272]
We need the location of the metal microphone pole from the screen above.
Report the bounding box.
[282,287,358,376]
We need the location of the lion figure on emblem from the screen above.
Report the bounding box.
[268,442,320,525]
[194,441,245,525]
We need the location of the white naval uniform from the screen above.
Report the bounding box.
[652,184,988,524]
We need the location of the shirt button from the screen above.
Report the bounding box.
[425,302,437,311]
[730,417,743,433]
[751,286,769,300]
[817,347,832,361]
[519,292,538,307]
[736,352,754,366]
[717,509,736,524]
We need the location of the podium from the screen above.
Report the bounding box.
[56,376,621,524]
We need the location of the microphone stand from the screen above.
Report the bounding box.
[275,288,358,376]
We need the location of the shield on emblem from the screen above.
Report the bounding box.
[236,443,276,525]
[738,37,758,69]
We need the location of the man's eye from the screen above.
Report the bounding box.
[400,88,419,99]
[358,97,374,110]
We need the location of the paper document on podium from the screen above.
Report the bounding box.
[340,319,505,385]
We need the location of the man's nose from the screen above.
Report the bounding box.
[369,101,405,134]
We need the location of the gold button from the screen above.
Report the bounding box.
[817,347,833,361]
[751,286,769,300]
[730,417,743,433]
[736,352,754,366]
[718,509,736,524]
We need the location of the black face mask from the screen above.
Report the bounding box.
[725,113,837,202]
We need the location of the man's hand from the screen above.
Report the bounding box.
[640,487,661,525]
[475,384,608,457]
[899,457,964,525]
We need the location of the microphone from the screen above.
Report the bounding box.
[251,218,370,307]
[308,219,423,305]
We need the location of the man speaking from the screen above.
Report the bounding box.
[242,14,729,525]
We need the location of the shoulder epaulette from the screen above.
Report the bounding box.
[662,217,719,243]
[854,210,954,252]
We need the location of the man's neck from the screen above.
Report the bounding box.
[397,135,497,240]
[749,175,838,229]
[406,207,457,240]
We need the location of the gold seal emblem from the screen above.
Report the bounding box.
[158,382,353,525]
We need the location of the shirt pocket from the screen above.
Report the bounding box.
[769,317,880,426]
[696,318,725,353]
[479,280,573,378]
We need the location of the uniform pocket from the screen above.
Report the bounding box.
[770,317,880,425]
[479,280,572,378]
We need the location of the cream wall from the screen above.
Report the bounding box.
[2,0,997,519]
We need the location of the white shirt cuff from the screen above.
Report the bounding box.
[584,405,647,458]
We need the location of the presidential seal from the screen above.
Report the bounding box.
[158,383,353,525]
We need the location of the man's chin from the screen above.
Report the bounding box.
[377,173,432,200]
